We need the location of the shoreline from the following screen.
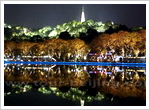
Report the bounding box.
[4,61,146,67]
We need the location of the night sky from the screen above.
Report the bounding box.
[4,4,146,29]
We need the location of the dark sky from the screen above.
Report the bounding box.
[4,4,146,29]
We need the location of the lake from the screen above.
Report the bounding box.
[4,62,146,106]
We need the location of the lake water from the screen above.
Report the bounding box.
[4,62,146,106]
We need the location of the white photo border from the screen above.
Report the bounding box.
[1,0,149,109]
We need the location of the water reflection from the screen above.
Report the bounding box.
[4,64,146,103]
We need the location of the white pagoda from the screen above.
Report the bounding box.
[81,6,85,22]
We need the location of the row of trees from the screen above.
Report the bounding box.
[5,29,146,61]
[4,38,90,61]
[4,19,146,60]
[90,29,146,57]
[5,20,142,42]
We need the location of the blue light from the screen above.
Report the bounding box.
[4,61,146,67]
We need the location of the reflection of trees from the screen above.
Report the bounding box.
[4,64,146,100]
[4,65,90,87]
[88,66,146,100]
[4,84,32,96]
[4,65,146,99]
[47,87,104,102]
[97,80,146,100]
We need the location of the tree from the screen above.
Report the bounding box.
[4,41,16,58]
[80,28,99,43]
[68,39,89,61]
[59,31,72,40]
[4,28,13,40]
[30,35,43,42]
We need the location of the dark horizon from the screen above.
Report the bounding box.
[4,4,146,29]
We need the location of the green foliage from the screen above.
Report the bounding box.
[4,20,131,41]
[37,86,104,102]
[38,87,51,94]
[131,27,145,32]
[4,84,32,96]
[49,87,104,102]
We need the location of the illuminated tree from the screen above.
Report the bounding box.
[67,39,89,61]
[4,41,16,58]
[90,33,110,54]
[90,29,146,58]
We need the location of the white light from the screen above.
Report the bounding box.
[84,66,87,71]
[81,6,85,22]
[76,68,80,72]
[84,56,87,60]
[23,28,28,34]
[48,30,57,37]
[44,67,48,71]
[80,99,85,106]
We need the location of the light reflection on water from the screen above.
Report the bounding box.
[4,64,146,106]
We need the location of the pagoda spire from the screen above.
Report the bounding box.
[81,6,85,22]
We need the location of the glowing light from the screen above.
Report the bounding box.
[81,6,85,22]
[84,66,87,71]
[43,67,48,71]
[23,28,28,34]
[76,68,80,72]
[48,30,57,37]
[80,99,85,106]
[84,56,87,60]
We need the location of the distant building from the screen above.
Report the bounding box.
[81,6,85,22]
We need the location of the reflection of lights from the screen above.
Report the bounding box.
[97,68,102,71]
[68,69,71,73]
[4,59,8,61]
[23,88,27,92]
[111,76,115,80]
[71,69,74,72]
[76,68,80,72]
[80,99,85,106]
[84,66,87,71]
[4,63,146,82]
[44,67,48,71]
[40,72,44,75]
[107,72,112,75]
[89,71,93,73]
